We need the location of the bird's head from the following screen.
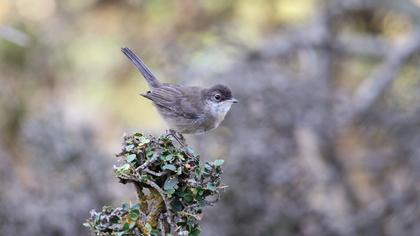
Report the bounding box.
[204,84,238,120]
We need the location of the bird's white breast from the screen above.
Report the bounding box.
[210,102,233,127]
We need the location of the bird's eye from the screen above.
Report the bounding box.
[214,94,221,101]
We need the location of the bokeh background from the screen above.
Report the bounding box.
[2,0,420,235]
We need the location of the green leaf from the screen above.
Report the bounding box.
[204,163,212,172]
[125,144,134,151]
[129,210,139,221]
[134,132,143,137]
[126,154,137,163]
[122,222,130,231]
[183,193,194,203]
[131,203,140,210]
[186,147,196,157]
[115,232,125,236]
[213,159,225,166]
[139,136,150,145]
[109,215,119,224]
[190,228,200,236]
[146,148,154,158]
[197,187,204,196]
[162,164,176,171]
[170,198,183,211]
[103,205,112,212]
[122,203,129,211]
[145,223,152,233]
[191,188,198,197]
[176,152,185,161]
[82,222,90,227]
[207,182,216,191]
[151,229,160,236]
[160,136,171,143]
[164,177,179,193]
[165,188,175,195]
[139,174,150,182]
[115,164,131,175]
[162,153,174,161]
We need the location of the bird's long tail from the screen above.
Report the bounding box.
[121,47,160,88]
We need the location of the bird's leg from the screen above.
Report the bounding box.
[167,129,186,147]
[167,130,195,159]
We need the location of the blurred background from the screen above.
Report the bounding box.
[1,0,420,235]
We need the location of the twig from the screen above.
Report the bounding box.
[144,168,167,177]
[136,155,158,172]
[178,211,201,220]
[159,216,166,236]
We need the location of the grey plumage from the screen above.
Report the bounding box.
[121,47,237,134]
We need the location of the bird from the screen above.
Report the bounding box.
[121,47,238,134]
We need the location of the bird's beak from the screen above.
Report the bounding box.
[230,98,239,104]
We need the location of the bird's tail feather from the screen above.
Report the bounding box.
[121,47,160,88]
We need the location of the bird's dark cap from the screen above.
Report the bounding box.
[208,84,238,103]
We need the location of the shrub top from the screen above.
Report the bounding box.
[85,132,225,236]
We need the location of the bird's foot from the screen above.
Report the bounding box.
[166,130,195,158]
[167,129,186,147]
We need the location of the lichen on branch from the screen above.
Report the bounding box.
[84,131,226,236]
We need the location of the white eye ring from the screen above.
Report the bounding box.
[214,94,221,100]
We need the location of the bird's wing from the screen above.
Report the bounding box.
[142,85,199,119]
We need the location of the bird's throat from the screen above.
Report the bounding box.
[209,102,232,128]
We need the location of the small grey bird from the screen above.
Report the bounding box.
[121,47,238,134]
